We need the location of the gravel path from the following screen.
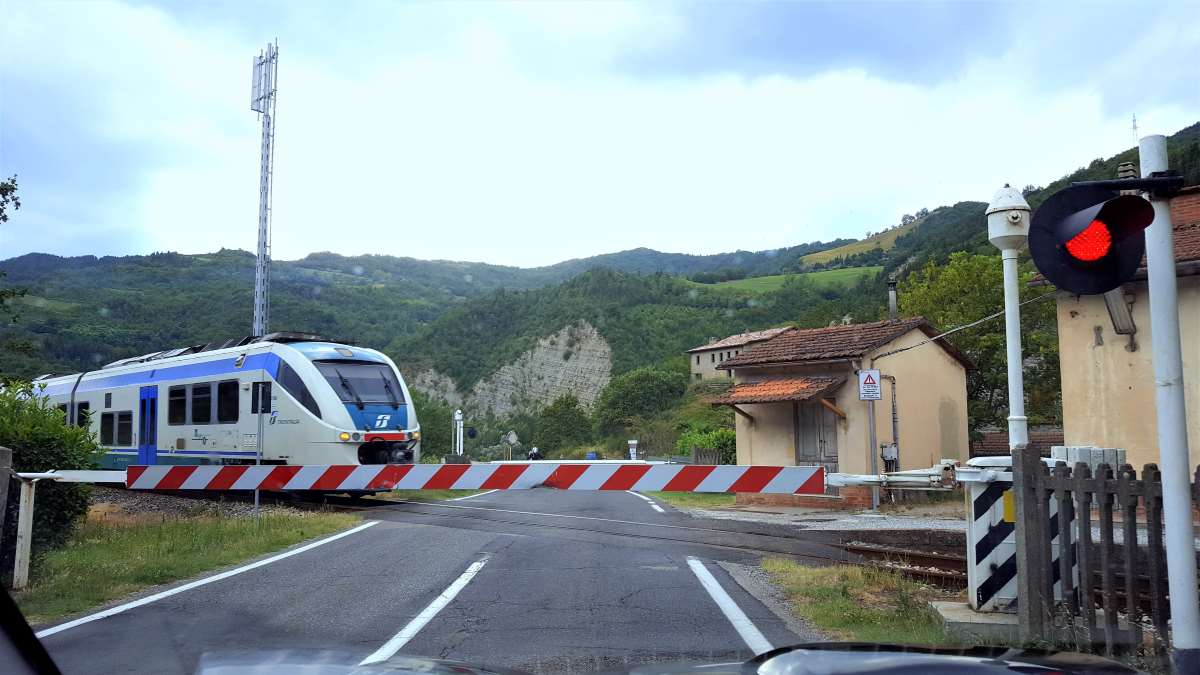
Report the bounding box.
[89,486,301,518]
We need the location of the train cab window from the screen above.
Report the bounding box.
[116,411,133,446]
[217,380,239,423]
[57,403,68,419]
[168,386,187,425]
[277,362,321,419]
[104,392,112,408]
[314,361,405,407]
[191,383,212,424]
[75,401,90,427]
[100,413,115,445]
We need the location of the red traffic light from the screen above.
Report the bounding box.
[1029,186,1154,295]
[1065,219,1112,262]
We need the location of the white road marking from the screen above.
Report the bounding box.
[36,520,380,639]
[360,555,490,665]
[686,556,773,655]
[449,489,497,501]
[626,490,665,513]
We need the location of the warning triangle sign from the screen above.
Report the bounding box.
[863,373,876,385]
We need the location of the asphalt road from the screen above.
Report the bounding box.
[37,489,842,674]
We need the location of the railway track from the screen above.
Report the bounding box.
[841,542,968,590]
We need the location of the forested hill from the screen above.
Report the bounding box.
[3,121,1199,388]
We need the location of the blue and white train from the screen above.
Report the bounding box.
[34,333,421,469]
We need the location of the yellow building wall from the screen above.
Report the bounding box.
[1056,277,1200,469]
[866,329,970,471]
[731,328,969,474]
[689,347,745,381]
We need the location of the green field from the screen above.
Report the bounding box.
[707,266,882,293]
[801,220,918,265]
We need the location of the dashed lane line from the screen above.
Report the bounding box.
[627,490,666,513]
[359,554,490,665]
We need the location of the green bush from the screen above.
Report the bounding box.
[593,366,688,436]
[533,394,591,452]
[1,382,100,583]
[676,427,736,464]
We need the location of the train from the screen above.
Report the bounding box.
[33,332,421,470]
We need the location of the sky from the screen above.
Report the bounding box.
[1,1,1197,268]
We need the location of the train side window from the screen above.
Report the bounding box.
[217,380,239,423]
[116,411,133,446]
[57,403,68,419]
[76,401,90,427]
[104,392,112,408]
[100,413,115,445]
[168,386,187,425]
[191,383,212,424]
[277,362,321,419]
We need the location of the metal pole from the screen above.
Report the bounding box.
[1000,248,1029,450]
[453,409,464,456]
[1140,133,1200,669]
[12,479,36,590]
[866,399,879,509]
[255,380,264,518]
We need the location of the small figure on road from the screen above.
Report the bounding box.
[527,446,543,461]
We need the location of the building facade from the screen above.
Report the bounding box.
[713,318,970,508]
[686,327,794,381]
[1050,187,1200,470]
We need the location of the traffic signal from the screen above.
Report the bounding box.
[1029,184,1155,295]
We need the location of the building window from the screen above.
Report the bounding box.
[694,373,701,381]
[104,392,112,408]
[727,370,733,378]
[191,383,212,424]
[695,355,699,365]
[100,413,115,445]
[168,386,187,425]
[217,380,239,423]
[116,411,133,446]
[710,353,715,363]
[75,401,90,427]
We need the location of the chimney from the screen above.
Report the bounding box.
[1117,161,1139,196]
[887,277,898,320]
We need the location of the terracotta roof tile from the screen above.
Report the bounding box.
[717,317,971,370]
[710,376,843,405]
[687,326,795,353]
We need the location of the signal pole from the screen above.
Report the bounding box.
[1140,134,1199,670]
[250,42,278,337]
[985,185,1032,451]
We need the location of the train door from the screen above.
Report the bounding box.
[138,385,158,464]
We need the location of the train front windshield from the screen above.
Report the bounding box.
[314,361,406,406]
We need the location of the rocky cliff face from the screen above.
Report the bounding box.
[410,321,612,417]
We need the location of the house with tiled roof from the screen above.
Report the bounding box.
[711,317,970,508]
[1039,184,1200,470]
[686,326,794,381]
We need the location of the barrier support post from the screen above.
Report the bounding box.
[12,478,37,590]
[0,447,11,538]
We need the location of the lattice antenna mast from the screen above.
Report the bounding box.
[250,41,278,337]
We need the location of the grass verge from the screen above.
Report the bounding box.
[646,491,735,508]
[372,489,485,502]
[762,558,954,645]
[15,510,359,624]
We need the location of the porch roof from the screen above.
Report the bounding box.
[710,375,844,405]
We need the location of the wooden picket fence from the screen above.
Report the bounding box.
[1012,448,1200,657]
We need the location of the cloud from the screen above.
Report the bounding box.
[1,1,1196,267]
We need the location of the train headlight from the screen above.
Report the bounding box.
[338,432,351,441]
[352,432,361,441]
[413,431,421,440]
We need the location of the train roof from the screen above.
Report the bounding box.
[99,332,340,370]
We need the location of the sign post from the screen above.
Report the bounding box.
[859,368,882,509]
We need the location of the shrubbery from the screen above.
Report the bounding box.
[676,427,736,465]
[1,382,100,582]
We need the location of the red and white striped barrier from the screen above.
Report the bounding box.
[125,463,825,494]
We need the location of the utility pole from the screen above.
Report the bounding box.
[1139,134,1199,671]
[250,42,278,337]
[453,409,464,457]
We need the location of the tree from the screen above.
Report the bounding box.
[0,175,25,322]
[409,390,453,459]
[534,394,591,451]
[1,382,99,583]
[898,252,1060,434]
[594,366,688,436]
[901,214,916,225]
